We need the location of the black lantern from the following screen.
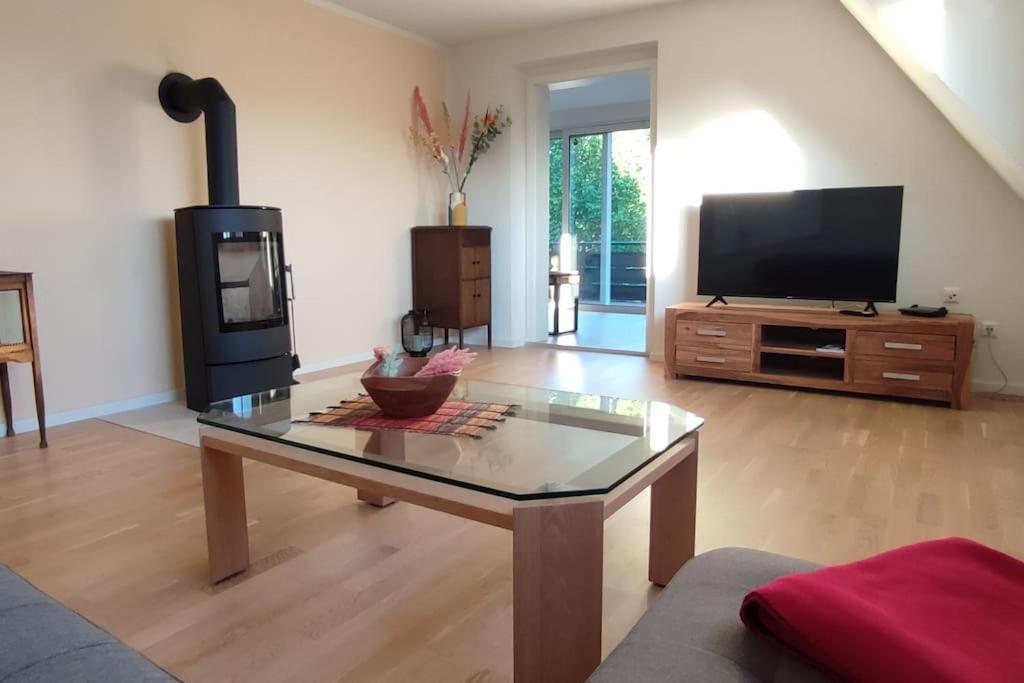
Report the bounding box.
[401,309,433,357]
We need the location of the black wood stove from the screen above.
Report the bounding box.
[160,73,297,411]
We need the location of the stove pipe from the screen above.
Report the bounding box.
[158,72,240,205]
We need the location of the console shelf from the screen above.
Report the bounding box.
[758,344,846,359]
[665,303,975,409]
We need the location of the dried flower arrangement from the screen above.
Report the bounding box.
[409,87,511,193]
[414,347,477,377]
[373,346,403,377]
[371,345,477,378]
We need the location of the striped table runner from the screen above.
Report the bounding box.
[295,395,517,439]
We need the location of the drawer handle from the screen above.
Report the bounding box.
[696,329,727,337]
[884,342,923,351]
[696,355,727,364]
[883,372,920,382]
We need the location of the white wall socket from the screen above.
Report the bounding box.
[981,321,999,338]
[943,287,960,304]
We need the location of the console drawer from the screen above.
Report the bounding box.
[676,345,753,373]
[676,321,753,350]
[853,358,952,392]
[855,331,955,362]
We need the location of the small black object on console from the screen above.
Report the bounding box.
[899,305,949,318]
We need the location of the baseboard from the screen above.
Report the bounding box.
[3,388,182,435]
[971,380,1024,397]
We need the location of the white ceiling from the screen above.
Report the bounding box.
[549,70,651,112]
[321,0,677,45]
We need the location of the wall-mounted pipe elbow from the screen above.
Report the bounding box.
[159,72,240,205]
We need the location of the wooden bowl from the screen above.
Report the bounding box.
[360,357,458,418]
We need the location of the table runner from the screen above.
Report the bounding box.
[295,395,517,439]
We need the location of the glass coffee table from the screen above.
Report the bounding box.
[198,372,703,682]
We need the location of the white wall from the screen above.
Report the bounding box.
[0,0,446,431]
[842,0,1024,199]
[448,0,1024,391]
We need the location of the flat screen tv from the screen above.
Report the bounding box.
[697,186,903,303]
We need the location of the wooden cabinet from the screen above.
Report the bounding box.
[412,226,491,348]
[665,303,975,409]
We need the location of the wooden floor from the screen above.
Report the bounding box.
[2,346,1023,682]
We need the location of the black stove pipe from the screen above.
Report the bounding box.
[158,72,240,205]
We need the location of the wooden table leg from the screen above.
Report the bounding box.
[31,360,46,448]
[513,499,603,683]
[0,363,13,437]
[201,442,250,582]
[357,490,396,507]
[649,439,698,586]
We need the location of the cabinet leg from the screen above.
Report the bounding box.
[0,363,13,437]
[32,360,46,448]
[458,328,464,349]
[487,324,492,349]
[444,328,450,345]
[573,296,580,333]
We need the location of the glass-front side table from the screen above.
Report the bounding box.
[0,272,46,448]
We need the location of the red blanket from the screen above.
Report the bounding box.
[740,538,1024,682]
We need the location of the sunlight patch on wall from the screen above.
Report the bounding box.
[677,110,805,206]
[653,109,804,280]
[878,0,946,74]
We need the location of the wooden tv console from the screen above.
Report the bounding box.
[665,303,975,409]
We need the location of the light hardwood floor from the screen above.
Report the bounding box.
[1,346,1022,682]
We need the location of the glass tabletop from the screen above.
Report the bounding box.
[198,372,703,501]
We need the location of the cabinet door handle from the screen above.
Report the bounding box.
[696,355,727,364]
[885,341,923,351]
[883,372,920,382]
[696,329,727,337]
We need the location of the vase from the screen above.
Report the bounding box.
[448,192,468,226]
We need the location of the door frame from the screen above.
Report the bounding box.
[523,56,657,353]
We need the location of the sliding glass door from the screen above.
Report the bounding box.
[549,125,650,307]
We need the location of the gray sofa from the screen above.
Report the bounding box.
[591,548,837,682]
[0,565,175,682]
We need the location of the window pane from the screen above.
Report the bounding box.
[610,128,650,305]
[548,137,563,270]
[569,133,604,303]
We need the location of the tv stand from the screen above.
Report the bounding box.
[664,302,975,409]
[839,301,878,317]
[705,296,729,307]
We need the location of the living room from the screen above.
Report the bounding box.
[2,0,1023,681]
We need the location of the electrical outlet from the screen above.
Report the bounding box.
[943,287,960,304]
[981,321,999,338]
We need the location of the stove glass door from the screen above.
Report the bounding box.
[213,231,286,332]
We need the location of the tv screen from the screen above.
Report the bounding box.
[697,186,903,302]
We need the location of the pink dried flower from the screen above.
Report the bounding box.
[372,346,391,361]
[414,347,477,377]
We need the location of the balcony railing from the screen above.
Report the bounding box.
[550,239,647,305]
